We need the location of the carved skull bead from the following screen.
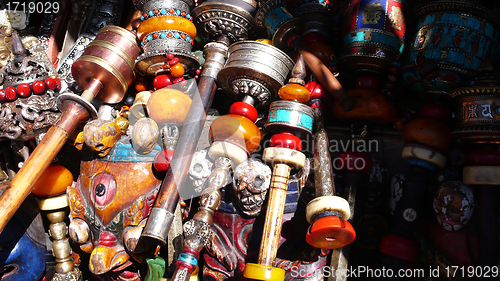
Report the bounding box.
[189,150,213,192]
[232,158,271,217]
[433,181,474,231]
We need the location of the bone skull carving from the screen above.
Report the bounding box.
[189,149,213,192]
[232,158,272,217]
[433,181,475,231]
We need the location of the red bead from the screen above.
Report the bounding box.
[469,150,500,166]
[4,86,17,101]
[45,78,57,91]
[338,151,373,173]
[389,65,400,74]
[195,69,201,75]
[17,83,31,98]
[54,78,61,91]
[168,58,179,66]
[32,80,46,94]
[419,103,451,124]
[305,81,327,101]
[153,33,159,38]
[154,9,159,14]
[168,8,174,14]
[167,53,175,60]
[154,150,175,172]
[270,133,302,151]
[99,231,117,247]
[306,216,356,249]
[356,75,380,90]
[229,101,258,122]
[379,234,418,262]
[153,74,173,90]
[173,77,186,85]
[194,75,199,79]
[0,89,5,103]
[302,33,324,45]
[143,13,148,18]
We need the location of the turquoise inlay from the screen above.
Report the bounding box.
[265,7,293,35]
[179,253,198,266]
[407,159,436,170]
[268,109,313,132]
[101,140,161,163]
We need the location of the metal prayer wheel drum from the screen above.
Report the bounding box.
[401,1,500,94]
[256,0,303,48]
[450,75,500,144]
[340,0,407,73]
[217,40,294,107]
[265,100,314,138]
[135,0,200,76]
[192,0,260,43]
[71,26,140,104]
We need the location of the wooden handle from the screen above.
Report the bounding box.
[258,163,291,266]
[289,39,355,112]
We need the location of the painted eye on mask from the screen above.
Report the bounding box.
[92,172,117,207]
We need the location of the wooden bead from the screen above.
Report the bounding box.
[147,88,192,124]
[170,62,185,78]
[32,164,73,197]
[306,196,350,223]
[270,133,302,151]
[402,117,452,152]
[419,103,451,124]
[153,74,173,90]
[338,151,373,173]
[306,216,356,249]
[209,114,261,155]
[131,117,159,154]
[332,88,397,124]
[278,83,310,103]
[228,101,258,122]
[469,151,500,166]
[154,150,174,172]
[243,263,285,281]
[356,75,380,90]
[379,234,418,262]
[137,16,197,41]
[262,146,306,168]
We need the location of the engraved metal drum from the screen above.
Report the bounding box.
[71,26,141,104]
[217,40,294,107]
[256,0,302,48]
[265,100,315,137]
[401,1,500,94]
[340,0,407,73]
[450,75,500,144]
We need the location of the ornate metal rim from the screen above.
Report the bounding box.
[255,0,287,28]
[450,87,500,99]
[135,50,200,76]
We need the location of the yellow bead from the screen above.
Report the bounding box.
[256,39,272,45]
[137,16,197,41]
[209,114,261,155]
[243,263,285,281]
[32,164,73,197]
[278,83,310,103]
[147,88,192,124]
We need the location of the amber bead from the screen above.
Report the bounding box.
[278,83,310,103]
[209,114,261,155]
[137,16,197,41]
[170,62,185,78]
[147,88,192,124]
[402,117,452,153]
[32,164,73,197]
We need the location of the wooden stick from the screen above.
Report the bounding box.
[258,163,291,266]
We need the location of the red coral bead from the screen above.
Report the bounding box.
[305,81,327,101]
[4,86,17,101]
[229,101,258,123]
[54,78,61,91]
[167,53,175,60]
[154,150,175,172]
[45,78,57,91]
[270,133,302,151]
[17,83,31,98]
[153,74,173,90]
[469,150,500,166]
[173,77,186,85]
[0,89,5,102]
[32,80,46,94]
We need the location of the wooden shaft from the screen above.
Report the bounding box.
[289,39,355,111]
[0,100,89,233]
[258,163,291,266]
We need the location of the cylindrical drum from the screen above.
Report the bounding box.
[217,40,294,107]
[340,0,407,73]
[401,0,500,94]
[256,0,303,48]
[265,100,314,138]
[71,26,141,104]
[135,0,200,76]
[450,75,500,144]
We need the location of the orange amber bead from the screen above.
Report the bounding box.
[137,16,197,41]
[170,62,185,78]
[278,83,310,103]
[209,114,261,155]
[147,88,192,124]
[402,117,452,153]
[32,164,73,197]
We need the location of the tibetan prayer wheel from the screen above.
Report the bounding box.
[218,40,295,107]
[340,0,407,74]
[0,25,140,233]
[135,0,199,76]
[401,0,500,93]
